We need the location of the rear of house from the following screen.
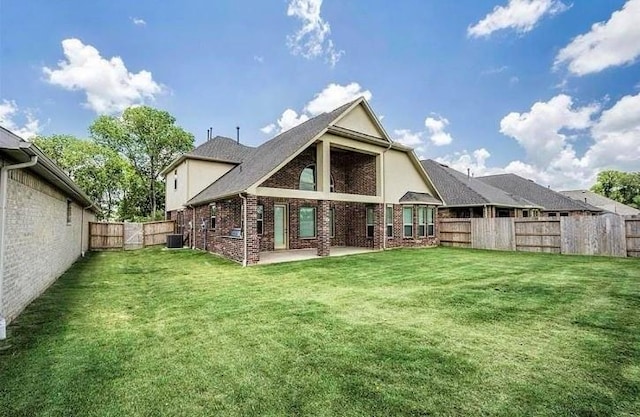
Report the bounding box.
[164,98,443,265]
[0,127,98,338]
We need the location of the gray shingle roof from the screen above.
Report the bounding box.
[0,126,30,150]
[188,136,254,163]
[560,189,639,215]
[399,191,442,205]
[188,100,357,205]
[479,174,601,212]
[420,159,537,208]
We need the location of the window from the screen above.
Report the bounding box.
[330,175,335,192]
[66,200,72,224]
[418,206,427,237]
[497,209,510,218]
[522,210,529,218]
[427,207,435,236]
[299,207,316,238]
[548,212,557,217]
[329,208,335,238]
[560,212,569,217]
[257,205,264,235]
[386,205,393,238]
[299,165,316,191]
[210,204,217,229]
[366,207,375,238]
[403,206,413,238]
[174,170,178,190]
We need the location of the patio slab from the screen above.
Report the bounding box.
[258,246,376,265]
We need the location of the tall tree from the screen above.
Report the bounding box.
[33,135,130,220]
[90,106,194,217]
[591,170,640,209]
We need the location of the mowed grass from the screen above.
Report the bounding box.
[1,248,639,416]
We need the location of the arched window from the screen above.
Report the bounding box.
[299,165,316,191]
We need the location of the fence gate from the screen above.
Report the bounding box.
[124,222,144,250]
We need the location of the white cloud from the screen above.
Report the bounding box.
[304,82,372,115]
[263,82,371,135]
[260,123,276,135]
[43,38,163,114]
[0,100,41,139]
[440,92,640,189]
[253,55,264,63]
[286,0,344,67]
[276,109,310,133]
[468,0,568,38]
[425,116,454,146]
[131,17,146,26]
[555,0,640,76]
[394,129,423,147]
[499,94,598,166]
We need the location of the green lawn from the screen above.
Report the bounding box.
[1,248,639,416]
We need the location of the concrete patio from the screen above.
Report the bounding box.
[258,246,378,265]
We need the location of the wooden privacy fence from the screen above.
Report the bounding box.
[439,216,640,258]
[89,220,176,250]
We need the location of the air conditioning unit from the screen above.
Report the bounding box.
[166,234,183,248]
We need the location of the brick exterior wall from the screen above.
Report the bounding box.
[259,144,377,196]
[385,205,439,248]
[2,167,96,324]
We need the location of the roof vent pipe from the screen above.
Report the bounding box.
[206,128,210,140]
[209,127,213,141]
[467,168,470,181]
[236,126,240,143]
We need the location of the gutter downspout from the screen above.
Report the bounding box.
[381,142,393,250]
[239,193,247,267]
[0,156,38,340]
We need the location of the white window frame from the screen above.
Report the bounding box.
[210,204,216,229]
[418,206,427,238]
[386,204,393,238]
[257,205,264,235]
[427,207,435,237]
[403,206,413,238]
[299,207,316,238]
[329,208,335,238]
[299,165,316,191]
[366,206,375,238]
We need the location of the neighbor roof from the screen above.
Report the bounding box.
[560,189,639,216]
[420,159,538,208]
[479,174,601,212]
[188,99,357,205]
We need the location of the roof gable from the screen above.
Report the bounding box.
[560,190,639,215]
[332,101,388,139]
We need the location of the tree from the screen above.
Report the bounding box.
[33,135,130,220]
[90,106,194,217]
[591,170,640,209]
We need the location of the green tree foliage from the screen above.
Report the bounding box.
[591,170,640,209]
[90,106,194,217]
[33,135,130,220]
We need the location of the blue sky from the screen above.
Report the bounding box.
[1,0,639,189]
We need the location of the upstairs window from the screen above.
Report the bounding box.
[299,165,316,191]
[174,170,178,190]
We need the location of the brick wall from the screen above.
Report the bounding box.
[259,145,377,196]
[2,167,96,324]
[385,205,439,248]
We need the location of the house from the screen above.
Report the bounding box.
[0,127,98,339]
[163,97,442,265]
[420,159,542,218]
[479,174,601,217]
[560,189,640,216]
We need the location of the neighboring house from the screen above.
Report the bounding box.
[479,174,601,217]
[0,127,98,339]
[560,190,640,216]
[420,159,542,218]
[163,97,442,265]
